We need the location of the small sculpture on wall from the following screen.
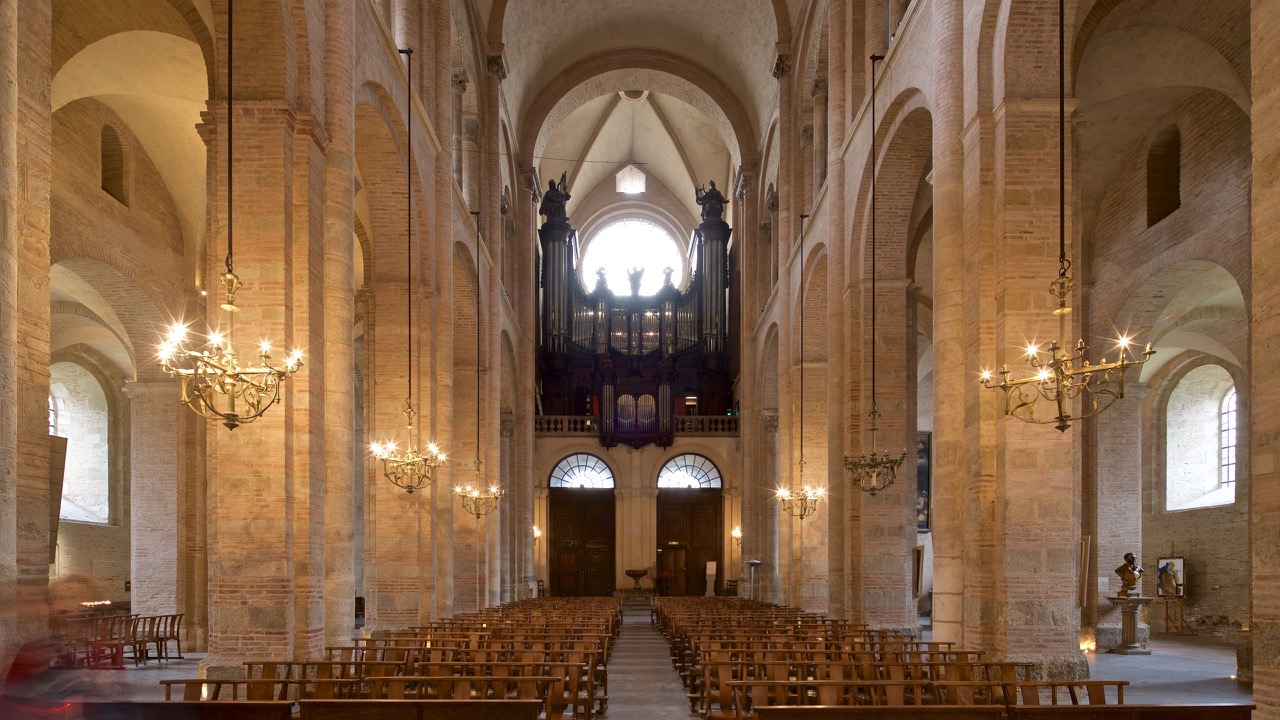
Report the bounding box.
[695,180,728,221]
[1114,552,1144,597]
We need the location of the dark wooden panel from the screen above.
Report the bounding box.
[756,707,1007,720]
[1008,705,1254,720]
[300,699,542,720]
[80,702,293,720]
[656,488,723,595]
[548,488,615,596]
[691,504,718,546]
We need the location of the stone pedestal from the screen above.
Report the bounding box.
[1107,595,1154,655]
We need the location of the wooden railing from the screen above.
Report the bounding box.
[534,416,598,434]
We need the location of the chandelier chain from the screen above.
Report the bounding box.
[226,2,234,277]
[405,48,414,416]
[798,213,808,481]
[977,0,1151,431]
[842,53,907,495]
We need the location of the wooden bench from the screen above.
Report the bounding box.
[756,707,1007,720]
[80,700,293,719]
[298,698,542,720]
[162,677,361,701]
[1007,705,1255,720]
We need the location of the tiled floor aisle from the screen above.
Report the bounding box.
[603,607,696,720]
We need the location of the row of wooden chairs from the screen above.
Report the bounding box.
[159,597,619,719]
[52,612,184,667]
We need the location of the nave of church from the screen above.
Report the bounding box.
[2,0,1279,716]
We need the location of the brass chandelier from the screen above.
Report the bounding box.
[455,484,504,520]
[776,213,825,522]
[979,0,1152,432]
[843,54,907,496]
[158,1,301,430]
[370,48,447,492]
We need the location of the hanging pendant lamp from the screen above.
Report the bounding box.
[844,54,907,496]
[979,0,1152,431]
[370,48,447,492]
[157,2,302,430]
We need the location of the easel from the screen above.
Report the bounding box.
[1158,542,1196,636]
[1161,596,1196,635]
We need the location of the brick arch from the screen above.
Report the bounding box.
[759,323,780,411]
[794,247,828,364]
[354,84,419,283]
[520,50,756,172]
[500,331,518,414]
[797,0,829,88]
[1097,256,1247,346]
[994,0,1077,102]
[49,258,173,381]
[854,96,933,282]
[163,0,217,96]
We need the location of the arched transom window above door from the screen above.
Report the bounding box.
[657,454,722,489]
[549,453,615,488]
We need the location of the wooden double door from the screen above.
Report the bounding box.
[549,488,616,596]
[656,488,723,596]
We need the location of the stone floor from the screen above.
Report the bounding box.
[35,613,1253,715]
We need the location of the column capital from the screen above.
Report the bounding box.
[761,412,779,433]
[772,54,792,79]
[451,70,469,93]
[501,411,516,438]
[811,77,828,97]
[733,165,756,199]
[521,166,542,201]
[486,55,507,81]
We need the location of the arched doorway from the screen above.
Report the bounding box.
[547,454,616,596]
[655,454,723,596]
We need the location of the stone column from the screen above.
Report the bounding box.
[1251,2,1280,715]
[391,0,419,65]
[202,99,328,671]
[1091,384,1147,651]
[0,0,54,684]
[450,72,466,190]
[812,79,828,193]
[322,0,356,650]
[774,55,796,257]
[364,279,436,629]
[854,278,916,629]
[825,0,850,620]
[534,486,549,586]
[427,0,456,622]
[930,0,966,648]
[462,117,479,210]
[761,413,782,603]
[0,0,20,680]
[126,381,181,616]
[981,98,1084,678]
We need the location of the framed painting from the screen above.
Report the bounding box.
[916,432,932,531]
[1157,557,1186,597]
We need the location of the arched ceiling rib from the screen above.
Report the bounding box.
[497,0,800,145]
[541,91,732,225]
